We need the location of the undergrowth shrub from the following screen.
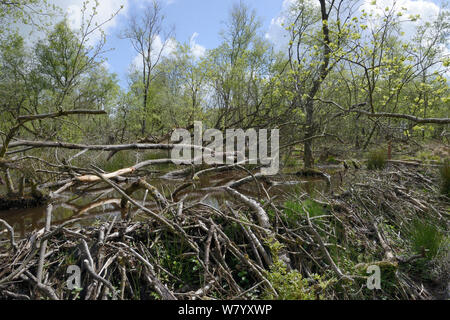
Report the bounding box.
[281,199,326,227]
[325,156,340,164]
[263,240,330,300]
[408,219,445,259]
[96,151,135,172]
[416,150,441,163]
[440,158,450,197]
[367,148,387,170]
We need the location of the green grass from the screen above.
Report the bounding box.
[284,199,325,218]
[325,156,340,164]
[143,150,171,161]
[408,219,445,259]
[280,199,326,227]
[416,150,441,163]
[282,200,302,223]
[94,150,173,173]
[440,158,450,197]
[95,151,135,172]
[302,199,326,218]
[367,148,387,170]
[151,235,203,290]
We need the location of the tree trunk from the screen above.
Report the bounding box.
[142,86,148,136]
[304,101,314,169]
[301,0,331,169]
[363,122,377,150]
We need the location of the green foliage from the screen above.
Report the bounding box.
[283,199,324,218]
[263,240,329,300]
[36,21,84,83]
[282,200,302,225]
[283,156,301,169]
[96,151,135,173]
[0,0,58,34]
[302,199,326,218]
[280,199,326,227]
[0,11,120,154]
[325,156,340,164]
[145,235,203,290]
[440,158,450,197]
[416,150,440,163]
[367,148,387,170]
[408,219,445,259]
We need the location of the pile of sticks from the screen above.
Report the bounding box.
[0,162,448,300]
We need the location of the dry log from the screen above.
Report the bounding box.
[76,168,136,183]
[225,187,271,230]
[0,219,17,250]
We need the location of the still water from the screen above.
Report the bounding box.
[0,167,343,238]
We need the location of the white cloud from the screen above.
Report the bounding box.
[360,0,440,36]
[190,32,206,59]
[265,18,290,52]
[281,0,298,11]
[13,0,129,47]
[265,0,444,53]
[61,0,129,45]
[265,0,295,41]
[131,35,178,70]
[265,0,318,52]
[130,32,206,71]
[360,0,439,19]
[101,60,111,71]
[361,0,449,67]
[360,1,449,77]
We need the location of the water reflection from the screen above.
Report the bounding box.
[0,168,343,239]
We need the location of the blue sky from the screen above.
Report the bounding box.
[48,0,446,88]
[97,0,286,88]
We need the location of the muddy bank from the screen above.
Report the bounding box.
[0,195,49,211]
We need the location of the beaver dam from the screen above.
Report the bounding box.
[1,0,450,302]
[0,169,334,235]
[0,158,448,300]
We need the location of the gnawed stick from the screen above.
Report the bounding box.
[118,242,177,300]
[0,219,17,250]
[225,203,269,267]
[79,238,118,300]
[37,204,53,284]
[225,187,271,230]
[211,221,278,297]
[305,206,352,281]
[4,169,15,195]
[94,170,176,232]
[76,168,136,183]
[21,271,59,300]
[372,221,396,262]
[83,259,118,300]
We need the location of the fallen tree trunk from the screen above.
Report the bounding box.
[8,140,213,153]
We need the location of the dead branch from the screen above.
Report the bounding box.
[16,109,107,122]
[0,219,17,250]
[317,99,450,124]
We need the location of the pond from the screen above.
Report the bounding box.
[0,165,344,238]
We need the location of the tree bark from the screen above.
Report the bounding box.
[304,101,315,169]
[302,0,331,169]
